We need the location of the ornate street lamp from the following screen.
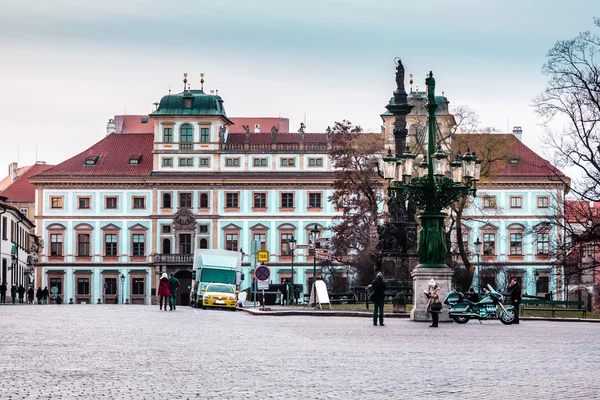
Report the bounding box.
[289,235,296,304]
[120,274,125,304]
[309,225,321,307]
[381,71,481,320]
[474,237,482,295]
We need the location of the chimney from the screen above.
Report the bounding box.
[512,126,523,141]
[36,161,46,165]
[8,162,18,181]
[106,118,116,135]
[254,124,260,133]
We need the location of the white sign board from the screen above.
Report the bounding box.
[308,280,332,309]
[257,280,269,290]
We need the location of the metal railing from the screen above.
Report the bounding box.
[152,254,194,264]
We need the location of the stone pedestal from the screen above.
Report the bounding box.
[410,266,453,322]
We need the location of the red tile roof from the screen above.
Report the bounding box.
[0,166,30,191]
[0,163,54,202]
[453,134,567,179]
[565,200,600,223]
[114,115,154,134]
[229,117,290,134]
[33,134,154,179]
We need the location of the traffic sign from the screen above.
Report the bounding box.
[257,250,269,262]
[255,265,270,281]
[257,280,269,290]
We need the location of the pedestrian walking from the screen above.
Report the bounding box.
[36,287,42,304]
[11,284,17,304]
[27,287,34,304]
[168,273,179,311]
[424,279,442,328]
[0,282,7,304]
[42,287,49,305]
[17,285,25,304]
[158,273,170,311]
[508,277,522,324]
[371,272,386,326]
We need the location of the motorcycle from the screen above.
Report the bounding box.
[446,284,516,325]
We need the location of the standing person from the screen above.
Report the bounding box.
[42,287,49,305]
[157,273,170,311]
[371,272,386,326]
[508,277,522,324]
[168,273,179,311]
[0,282,7,304]
[36,287,42,304]
[17,285,25,304]
[11,284,17,304]
[424,279,442,328]
[27,287,34,304]
[281,279,288,306]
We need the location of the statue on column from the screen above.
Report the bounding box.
[395,59,406,95]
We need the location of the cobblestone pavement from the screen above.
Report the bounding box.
[0,305,598,400]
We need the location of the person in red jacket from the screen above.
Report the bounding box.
[158,273,171,311]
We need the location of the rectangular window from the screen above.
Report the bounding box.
[510,233,523,255]
[50,234,63,256]
[199,225,208,234]
[105,278,117,295]
[537,233,549,255]
[582,244,594,258]
[49,278,62,295]
[179,233,192,254]
[253,193,267,208]
[77,278,90,295]
[280,158,296,167]
[105,234,117,256]
[50,196,63,209]
[179,158,193,166]
[226,193,239,209]
[253,233,266,250]
[483,196,496,209]
[78,197,91,210]
[132,234,145,256]
[179,193,192,208]
[483,233,495,256]
[309,193,322,208]
[308,158,323,167]
[536,276,549,294]
[225,233,238,251]
[281,233,294,256]
[163,128,173,143]
[162,225,172,234]
[78,234,90,256]
[253,158,268,167]
[281,193,294,208]
[162,158,173,167]
[201,128,210,143]
[510,196,522,209]
[2,217,7,240]
[105,197,117,209]
[199,158,210,167]
[225,158,240,167]
[537,197,549,209]
[133,197,145,209]
[199,193,209,208]
[132,278,145,295]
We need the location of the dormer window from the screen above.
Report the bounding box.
[508,156,519,165]
[184,98,192,108]
[84,155,100,166]
[141,117,148,123]
[129,155,142,166]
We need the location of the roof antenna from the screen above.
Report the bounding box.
[183,73,188,91]
[215,86,218,96]
[200,73,205,91]
[36,142,38,162]
[168,86,171,95]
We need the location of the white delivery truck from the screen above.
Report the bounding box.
[191,249,244,308]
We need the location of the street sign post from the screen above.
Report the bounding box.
[255,264,270,310]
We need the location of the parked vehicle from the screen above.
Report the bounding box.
[191,249,244,308]
[201,283,238,310]
[446,284,516,325]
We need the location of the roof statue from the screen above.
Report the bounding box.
[218,125,226,143]
[394,58,406,95]
[271,126,279,142]
[425,71,436,104]
[298,122,306,134]
[242,125,250,134]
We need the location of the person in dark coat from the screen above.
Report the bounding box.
[371,272,387,326]
[17,285,25,304]
[10,285,18,304]
[42,287,49,305]
[27,287,34,304]
[508,278,522,324]
[36,287,43,304]
[158,273,171,311]
[0,282,7,304]
[466,287,479,303]
[168,273,179,311]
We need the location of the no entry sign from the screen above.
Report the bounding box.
[255,265,270,281]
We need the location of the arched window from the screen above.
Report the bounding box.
[200,238,208,249]
[199,193,209,208]
[162,239,171,254]
[181,124,193,143]
[163,193,172,209]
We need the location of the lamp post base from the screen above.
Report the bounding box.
[410,265,453,322]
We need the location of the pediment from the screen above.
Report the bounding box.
[101,223,121,231]
[47,223,66,230]
[250,223,269,230]
[277,223,296,230]
[128,223,148,231]
[507,223,526,231]
[480,223,498,231]
[222,223,242,230]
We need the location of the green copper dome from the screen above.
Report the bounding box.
[151,90,231,121]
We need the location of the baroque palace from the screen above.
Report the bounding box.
[30,82,340,305]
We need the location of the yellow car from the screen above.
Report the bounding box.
[201,283,238,310]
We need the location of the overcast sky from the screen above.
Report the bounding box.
[0,0,596,172]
